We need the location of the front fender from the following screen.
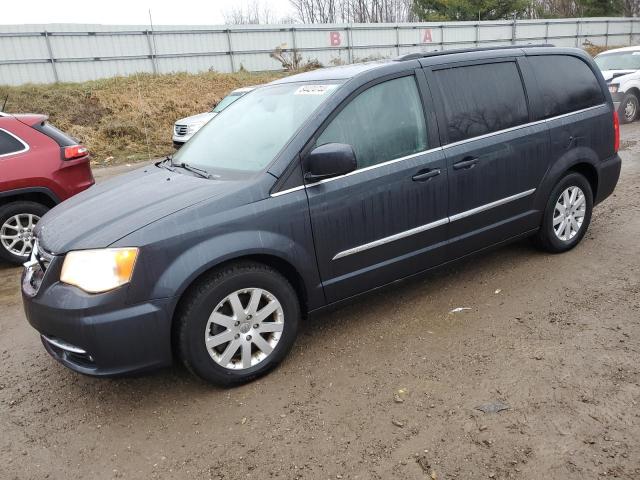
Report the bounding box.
[154,229,321,307]
[116,190,324,316]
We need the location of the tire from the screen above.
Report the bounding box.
[176,261,300,386]
[533,172,593,253]
[0,201,49,265]
[618,92,639,124]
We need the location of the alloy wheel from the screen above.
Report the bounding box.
[553,186,586,242]
[204,288,284,370]
[0,213,39,258]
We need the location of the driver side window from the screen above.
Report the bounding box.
[316,75,428,169]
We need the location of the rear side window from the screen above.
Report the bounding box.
[434,62,529,143]
[32,121,76,147]
[528,55,604,119]
[0,129,27,156]
[316,75,428,169]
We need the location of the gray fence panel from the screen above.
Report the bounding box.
[1,17,639,86]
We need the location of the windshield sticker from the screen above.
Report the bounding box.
[294,85,337,95]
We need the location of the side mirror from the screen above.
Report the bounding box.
[304,143,357,183]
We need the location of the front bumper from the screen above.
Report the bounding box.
[22,264,174,376]
[172,133,192,148]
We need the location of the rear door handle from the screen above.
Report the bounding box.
[412,168,441,182]
[453,157,478,170]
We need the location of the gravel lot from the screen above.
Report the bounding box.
[1,124,639,480]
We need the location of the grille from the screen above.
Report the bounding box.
[174,124,188,136]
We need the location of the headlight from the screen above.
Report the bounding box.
[187,122,206,134]
[609,84,619,94]
[60,248,139,293]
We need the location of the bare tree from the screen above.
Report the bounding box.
[224,0,274,24]
[290,0,417,24]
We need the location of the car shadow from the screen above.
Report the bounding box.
[50,237,542,403]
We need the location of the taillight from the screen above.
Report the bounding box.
[613,111,620,153]
[63,145,88,160]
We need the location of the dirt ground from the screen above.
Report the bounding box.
[1,125,639,480]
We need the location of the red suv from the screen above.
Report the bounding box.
[0,112,94,264]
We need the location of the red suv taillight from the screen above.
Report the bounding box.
[63,145,88,160]
[613,111,620,153]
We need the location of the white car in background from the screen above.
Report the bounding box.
[595,46,640,123]
[172,86,255,147]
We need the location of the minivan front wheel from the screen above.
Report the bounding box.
[533,172,593,253]
[176,261,300,386]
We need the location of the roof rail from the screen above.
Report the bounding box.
[394,44,555,62]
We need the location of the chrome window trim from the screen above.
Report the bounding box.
[271,147,444,197]
[0,127,30,158]
[270,103,607,198]
[271,184,306,197]
[331,188,536,260]
[310,146,444,187]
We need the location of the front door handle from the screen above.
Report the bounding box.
[412,168,441,182]
[453,157,479,170]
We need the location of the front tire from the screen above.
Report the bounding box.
[176,261,300,386]
[0,201,48,265]
[533,172,593,253]
[618,92,639,124]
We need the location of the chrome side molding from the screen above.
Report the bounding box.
[332,188,536,260]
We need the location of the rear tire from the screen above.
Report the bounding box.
[176,261,300,386]
[533,172,593,253]
[0,201,48,265]
[618,92,639,124]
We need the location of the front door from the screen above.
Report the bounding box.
[304,73,448,303]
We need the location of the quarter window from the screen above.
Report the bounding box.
[316,75,428,169]
[528,55,604,119]
[434,62,529,143]
[0,129,27,156]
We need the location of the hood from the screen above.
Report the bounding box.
[174,111,216,125]
[35,166,240,254]
[600,70,638,82]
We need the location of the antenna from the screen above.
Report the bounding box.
[1,94,7,112]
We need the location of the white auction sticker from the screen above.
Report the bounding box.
[294,84,337,95]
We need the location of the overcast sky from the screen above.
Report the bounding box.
[1,0,296,25]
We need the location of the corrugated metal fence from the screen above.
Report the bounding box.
[1,17,639,86]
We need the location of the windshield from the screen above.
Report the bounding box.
[211,93,243,113]
[174,82,342,173]
[595,52,640,71]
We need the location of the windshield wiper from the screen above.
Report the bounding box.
[156,156,176,172]
[175,162,212,179]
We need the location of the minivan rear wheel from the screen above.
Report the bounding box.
[533,172,593,253]
[176,261,300,386]
[619,92,639,124]
[0,201,48,265]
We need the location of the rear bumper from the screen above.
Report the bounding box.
[22,274,174,376]
[594,154,621,205]
[53,156,95,201]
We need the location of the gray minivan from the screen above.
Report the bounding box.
[22,46,621,386]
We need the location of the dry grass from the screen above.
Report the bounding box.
[582,41,624,57]
[1,71,285,166]
[0,45,618,166]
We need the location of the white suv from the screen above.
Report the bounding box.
[172,86,255,147]
[595,46,640,123]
